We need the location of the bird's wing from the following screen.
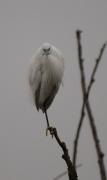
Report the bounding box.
[35,79,41,111]
[43,83,59,112]
[28,58,42,109]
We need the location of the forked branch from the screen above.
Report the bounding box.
[73,31,107,168]
[74,30,107,180]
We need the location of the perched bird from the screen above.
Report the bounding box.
[28,43,64,129]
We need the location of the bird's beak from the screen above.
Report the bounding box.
[43,52,50,56]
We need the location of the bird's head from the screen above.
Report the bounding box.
[41,43,52,56]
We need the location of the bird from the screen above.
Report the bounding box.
[28,43,64,130]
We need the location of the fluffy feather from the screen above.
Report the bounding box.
[28,43,64,112]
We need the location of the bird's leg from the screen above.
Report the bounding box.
[44,110,50,129]
[44,110,54,137]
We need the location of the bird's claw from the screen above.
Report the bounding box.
[46,127,54,138]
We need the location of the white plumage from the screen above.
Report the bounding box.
[28,43,64,113]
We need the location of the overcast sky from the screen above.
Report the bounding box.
[0,0,107,180]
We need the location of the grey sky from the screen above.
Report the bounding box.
[0,0,107,180]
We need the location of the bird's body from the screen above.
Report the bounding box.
[29,43,64,113]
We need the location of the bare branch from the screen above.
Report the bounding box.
[53,164,82,180]
[47,126,78,180]
[74,30,107,180]
[73,31,107,168]
[87,42,107,98]
[73,99,85,167]
[72,30,86,166]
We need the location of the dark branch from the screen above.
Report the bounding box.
[73,31,107,168]
[47,126,78,180]
[53,164,82,180]
[74,30,107,180]
[87,42,107,98]
[73,99,85,167]
[76,30,87,96]
[73,30,87,166]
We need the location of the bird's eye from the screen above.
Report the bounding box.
[43,47,51,52]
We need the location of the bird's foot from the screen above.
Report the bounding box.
[46,126,55,138]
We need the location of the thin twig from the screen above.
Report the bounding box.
[73,30,87,166]
[53,164,82,180]
[48,126,78,180]
[75,30,107,180]
[53,171,67,180]
[73,31,107,168]
[87,42,107,98]
[73,100,85,167]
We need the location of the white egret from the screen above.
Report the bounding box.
[28,43,64,130]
